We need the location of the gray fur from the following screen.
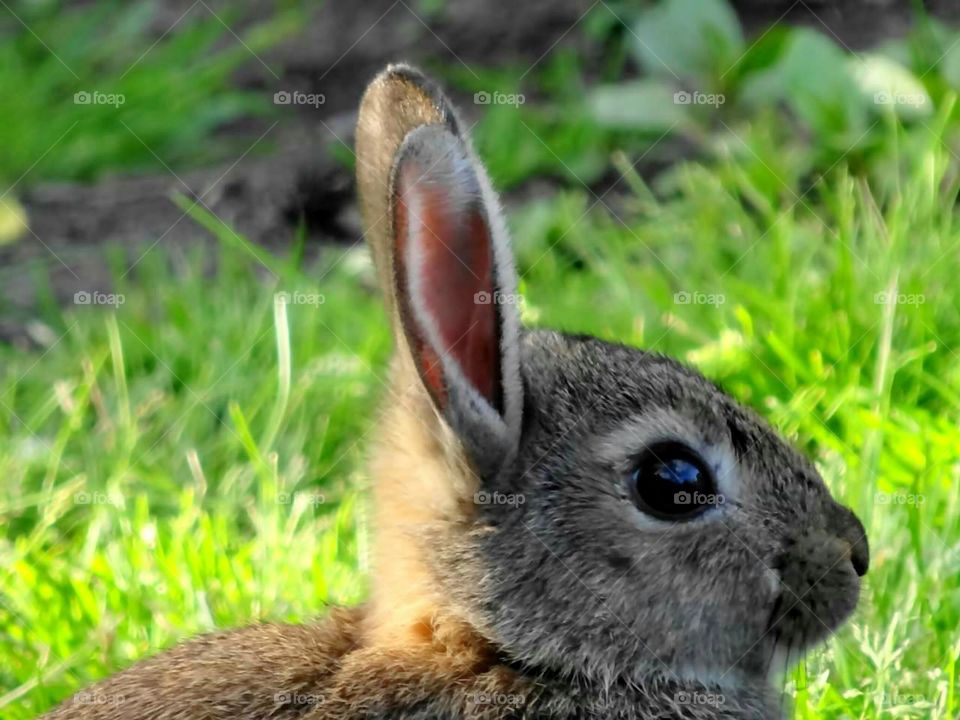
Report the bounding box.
[430,331,868,717]
[41,65,868,720]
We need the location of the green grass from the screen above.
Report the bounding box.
[0,237,378,713]
[3,108,959,716]
[0,1,297,186]
[2,0,960,718]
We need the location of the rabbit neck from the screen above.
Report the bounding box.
[523,673,783,719]
[328,635,783,719]
[363,352,483,649]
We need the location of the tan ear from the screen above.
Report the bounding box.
[355,65,460,329]
[354,66,523,478]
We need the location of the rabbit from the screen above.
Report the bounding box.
[42,64,869,720]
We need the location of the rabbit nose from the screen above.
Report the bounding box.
[834,505,869,576]
[849,524,870,577]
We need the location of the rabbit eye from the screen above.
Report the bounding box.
[628,442,720,520]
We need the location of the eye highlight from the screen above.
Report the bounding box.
[627,441,720,521]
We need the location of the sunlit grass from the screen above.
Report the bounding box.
[0,2,298,186]
[2,2,960,715]
[3,105,959,717]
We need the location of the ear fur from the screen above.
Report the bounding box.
[355,65,459,325]
[355,65,522,477]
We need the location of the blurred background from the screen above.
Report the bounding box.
[2,1,959,717]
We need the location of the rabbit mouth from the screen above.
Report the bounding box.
[763,547,863,670]
[764,592,827,669]
[765,642,805,686]
[760,595,840,688]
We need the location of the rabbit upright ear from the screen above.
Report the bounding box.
[355,66,522,477]
[391,125,523,475]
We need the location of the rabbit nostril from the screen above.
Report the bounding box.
[850,535,869,577]
[844,513,869,577]
[831,504,869,576]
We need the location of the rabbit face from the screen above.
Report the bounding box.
[355,64,868,699]
[446,330,868,688]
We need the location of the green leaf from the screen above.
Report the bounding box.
[938,41,960,92]
[630,0,744,84]
[723,25,791,83]
[851,53,932,120]
[739,29,869,144]
[587,80,689,131]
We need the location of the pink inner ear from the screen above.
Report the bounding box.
[395,170,503,415]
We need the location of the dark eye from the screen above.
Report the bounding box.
[627,442,720,520]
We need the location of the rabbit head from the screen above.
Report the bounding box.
[354,64,868,698]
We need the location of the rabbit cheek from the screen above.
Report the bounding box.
[771,532,861,650]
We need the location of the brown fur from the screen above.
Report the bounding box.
[44,609,363,719]
[43,65,507,720]
[44,608,533,719]
[355,65,457,329]
[353,65,484,652]
[363,373,481,648]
